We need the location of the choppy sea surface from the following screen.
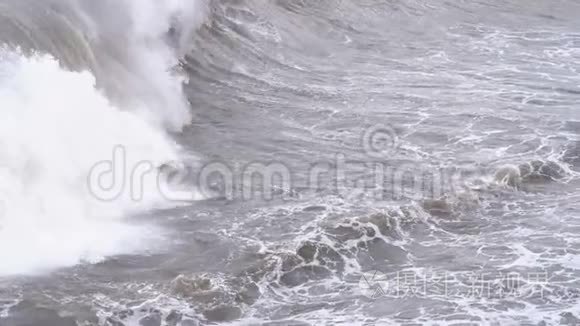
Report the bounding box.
[0,0,580,325]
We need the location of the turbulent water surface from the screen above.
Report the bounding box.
[1,0,580,325]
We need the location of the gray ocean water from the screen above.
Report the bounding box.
[1,0,580,325]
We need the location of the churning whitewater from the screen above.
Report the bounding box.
[1,0,580,325]
[0,0,206,275]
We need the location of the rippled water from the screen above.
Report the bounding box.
[1,0,580,325]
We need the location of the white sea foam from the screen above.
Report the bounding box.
[0,0,207,276]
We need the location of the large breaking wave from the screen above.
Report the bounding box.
[0,0,207,275]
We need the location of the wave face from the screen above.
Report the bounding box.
[0,0,207,130]
[0,0,206,275]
